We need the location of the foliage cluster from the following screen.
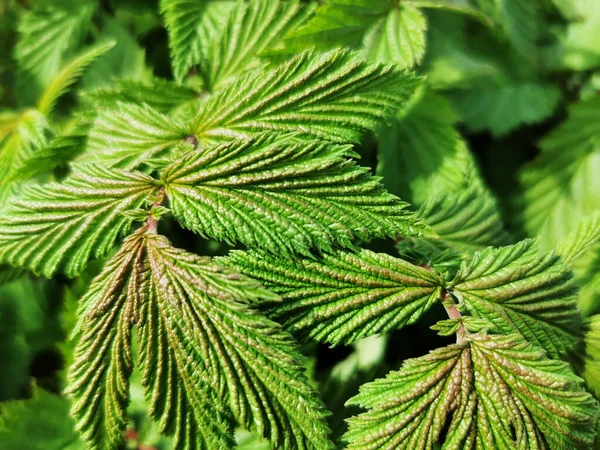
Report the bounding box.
[0,0,599,449]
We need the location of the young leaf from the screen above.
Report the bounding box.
[15,0,96,87]
[160,0,235,82]
[0,165,157,277]
[449,239,580,358]
[138,236,235,450]
[200,0,310,90]
[66,234,145,450]
[37,41,116,117]
[555,212,600,265]
[0,109,51,204]
[362,4,426,69]
[144,234,333,449]
[344,334,598,449]
[518,96,600,249]
[164,134,425,257]
[222,248,443,345]
[84,102,189,168]
[192,50,420,145]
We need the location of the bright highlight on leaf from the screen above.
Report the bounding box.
[345,334,598,450]
[223,248,442,345]
[85,102,189,169]
[0,165,157,277]
[164,134,425,257]
[192,50,420,144]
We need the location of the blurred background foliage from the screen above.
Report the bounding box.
[0,0,599,448]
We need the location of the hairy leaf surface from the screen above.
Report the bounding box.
[164,135,424,257]
[192,50,419,144]
[0,165,157,277]
[85,103,189,169]
[222,248,442,345]
[66,234,145,450]
[144,234,333,449]
[449,240,580,358]
[160,0,235,82]
[345,334,598,449]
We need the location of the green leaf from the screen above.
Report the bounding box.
[518,96,600,249]
[417,184,509,251]
[80,18,148,90]
[0,109,50,203]
[66,234,144,450]
[67,231,333,449]
[86,78,199,112]
[37,41,116,117]
[222,248,442,345]
[160,0,235,82]
[144,234,333,449]
[164,134,425,257]
[84,102,189,168]
[451,79,561,136]
[0,387,84,450]
[282,0,388,53]
[376,89,481,204]
[11,119,91,182]
[345,334,598,449]
[15,0,96,89]
[362,4,426,69]
[200,0,310,90]
[192,49,420,145]
[0,165,157,277]
[449,239,580,358]
[584,314,600,398]
[555,212,600,265]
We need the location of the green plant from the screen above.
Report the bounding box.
[0,0,599,449]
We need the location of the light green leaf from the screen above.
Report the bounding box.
[160,0,235,82]
[362,4,426,69]
[200,0,310,90]
[345,334,598,449]
[377,89,479,204]
[518,96,600,249]
[222,248,442,345]
[86,78,199,112]
[192,49,420,145]
[164,134,425,257]
[84,102,189,168]
[37,41,116,117]
[449,239,580,358]
[451,80,561,136]
[144,234,333,449]
[555,212,600,265]
[15,0,96,88]
[583,314,600,398]
[0,165,157,277]
[417,184,509,251]
[0,109,51,204]
[80,18,148,90]
[0,387,84,450]
[282,0,388,53]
